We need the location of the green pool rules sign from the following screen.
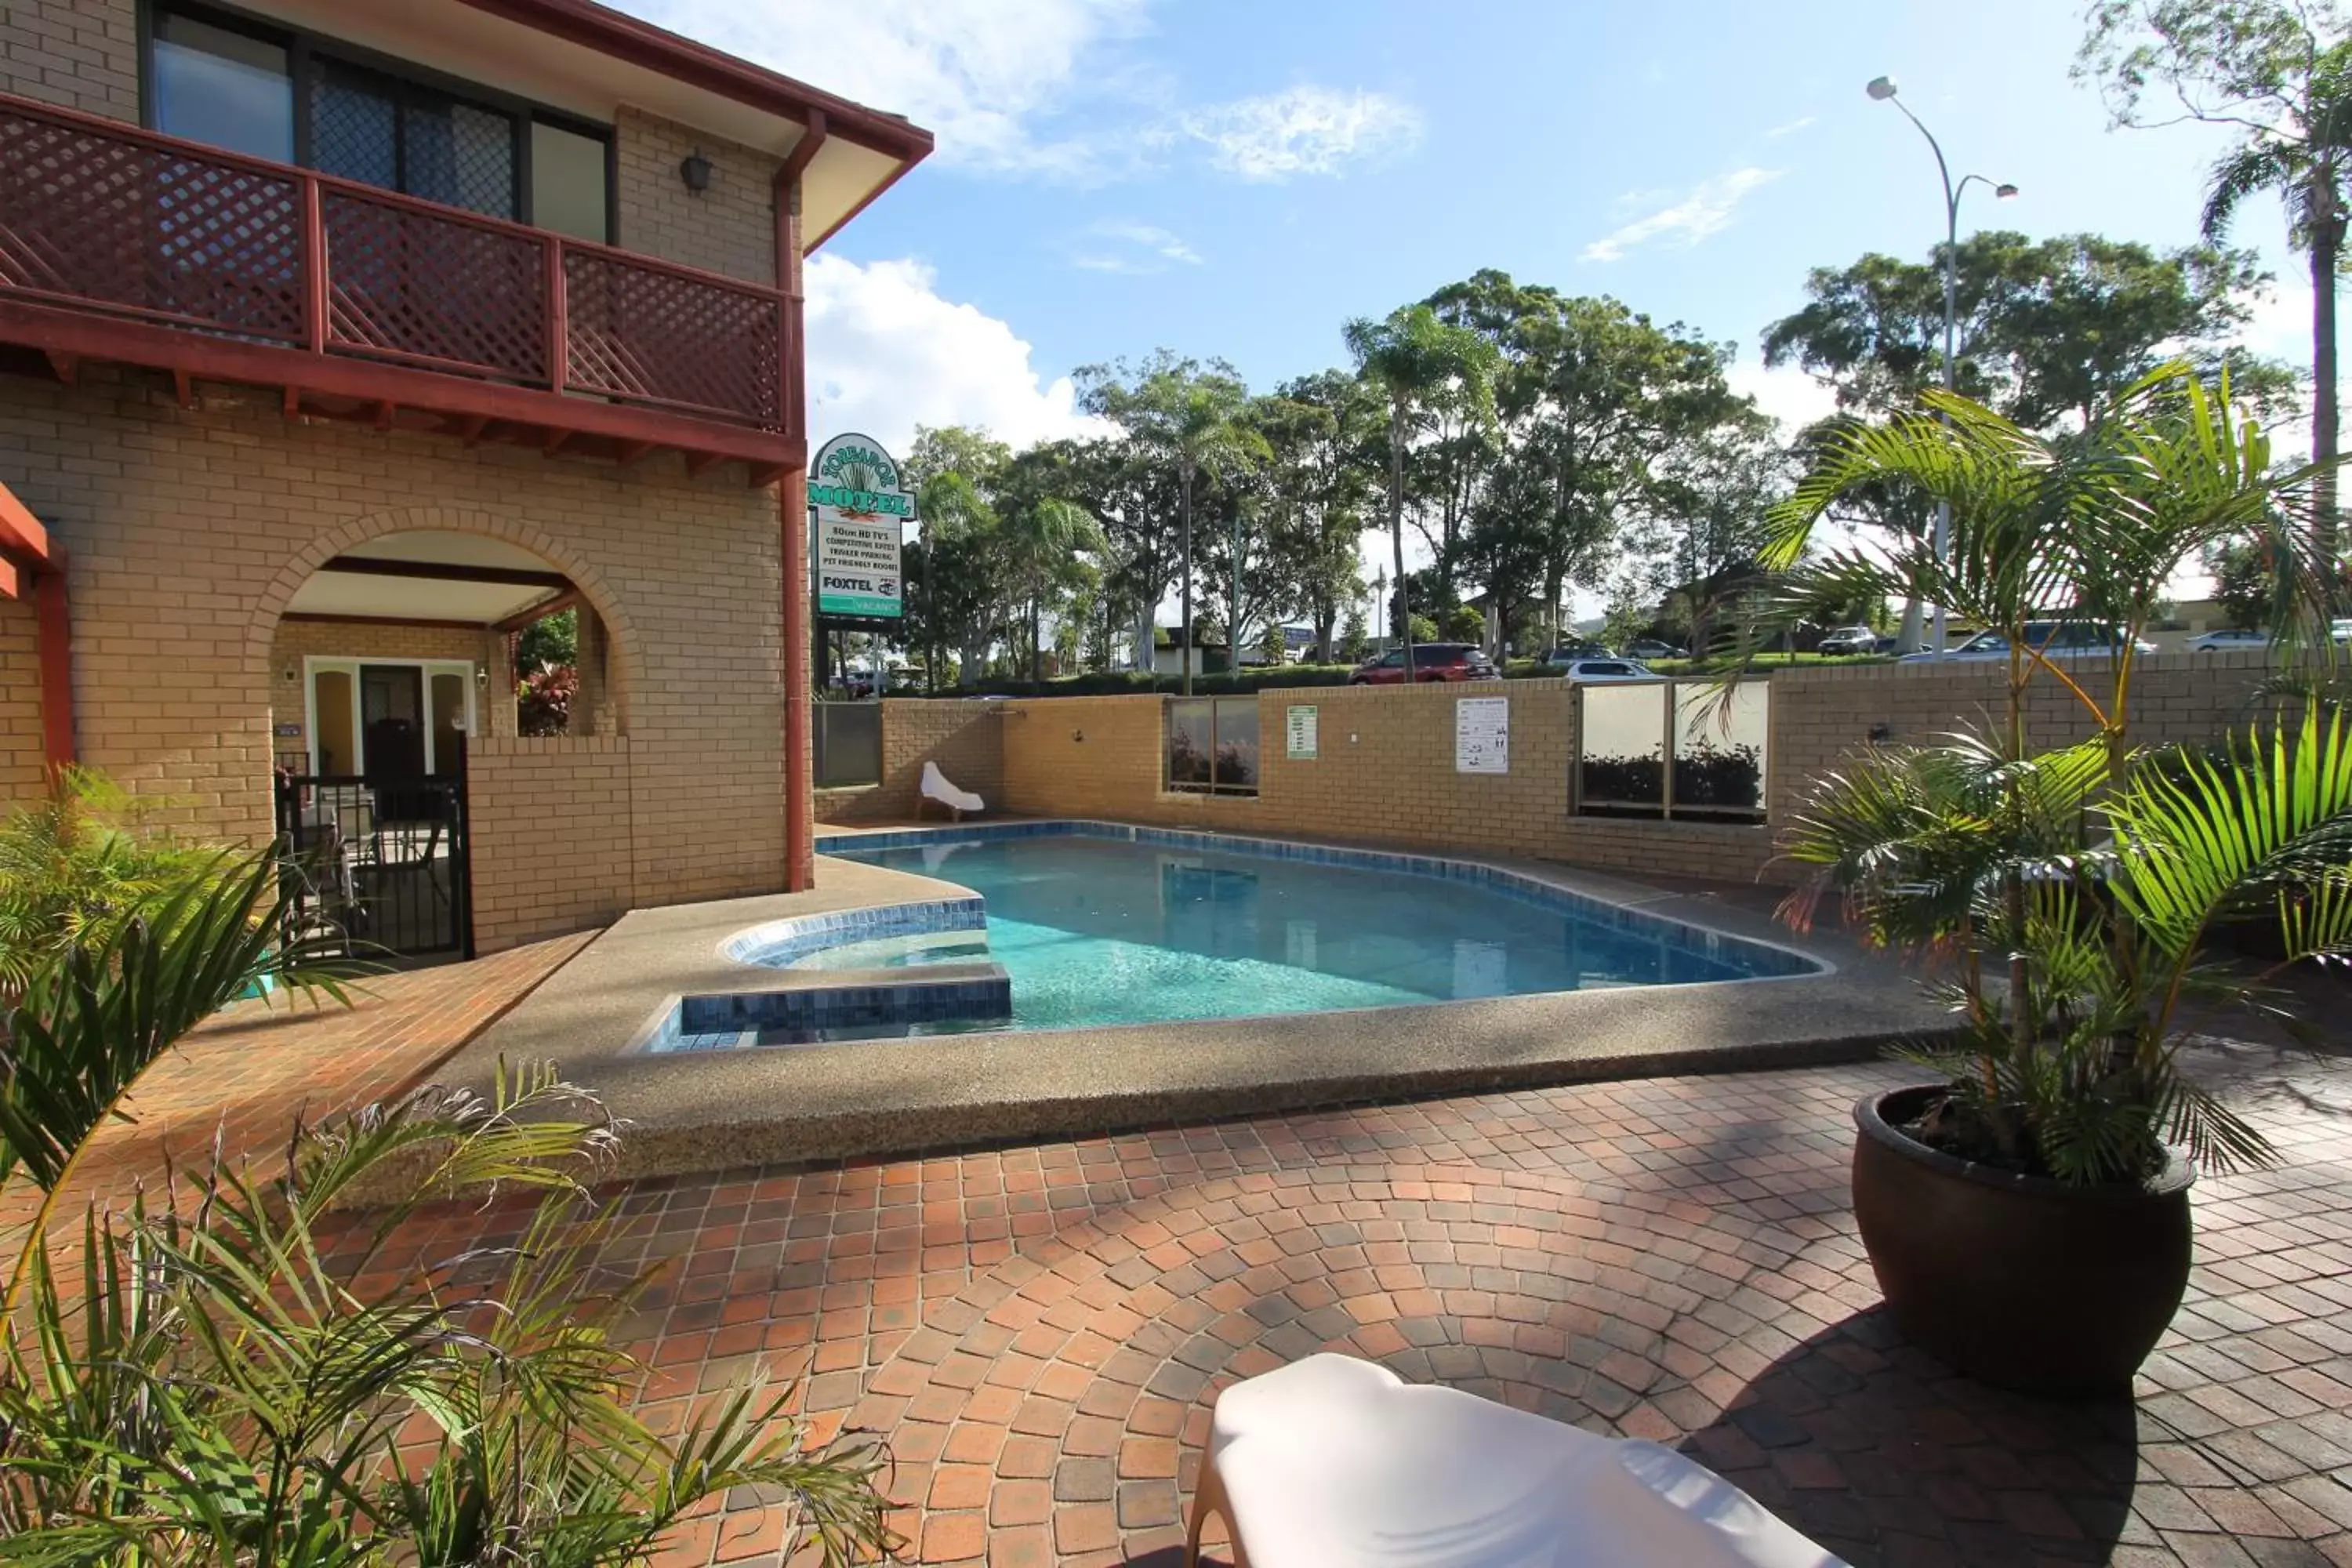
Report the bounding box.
[808,433,912,620]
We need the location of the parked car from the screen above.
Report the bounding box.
[2187,627,2273,653]
[2335,618,2352,645]
[1816,624,1889,655]
[1552,657,1655,684]
[1621,638,1687,661]
[1898,620,2159,664]
[1348,644,1500,684]
[1544,639,1614,663]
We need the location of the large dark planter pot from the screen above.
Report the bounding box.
[1852,1085,2194,1396]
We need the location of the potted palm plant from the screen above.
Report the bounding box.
[1740,367,2352,1394]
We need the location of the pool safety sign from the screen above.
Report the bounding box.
[809,433,912,620]
[1286,704,1319,760]
[1455,695,1509,774]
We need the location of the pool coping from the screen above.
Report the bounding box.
[439,825,1955,1181]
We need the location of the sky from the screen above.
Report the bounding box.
[621,0,2317,611]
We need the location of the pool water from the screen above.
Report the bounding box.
[777,834,1805,1033]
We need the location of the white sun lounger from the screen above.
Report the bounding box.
[919,760,984,821]
[1186,1354,1845,1568]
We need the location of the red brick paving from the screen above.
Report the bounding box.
[340,1033,2352,1568]
[1,932,593,1241]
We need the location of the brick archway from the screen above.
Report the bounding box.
[246,504,644,734]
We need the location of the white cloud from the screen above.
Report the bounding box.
[1073,220,1202,273]
[1766,114,1816,139]
[1726,358,1840,439]
[1581,167,1783,263]
[1179,86,1424,180]
[804,253,1112,453]
[617,0,1150,178]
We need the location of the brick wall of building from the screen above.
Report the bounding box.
[0,368,786,927]
[0,593,41,800]
[466,735,633,952]
[2,0,137,119]
[613,107,779,285]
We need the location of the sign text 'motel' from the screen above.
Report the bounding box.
[808,433,912,622]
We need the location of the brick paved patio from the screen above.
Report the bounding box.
[0,932,593,1240]
[342,1025,2352,1568]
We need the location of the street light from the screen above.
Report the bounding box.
[1867,75,2017,656]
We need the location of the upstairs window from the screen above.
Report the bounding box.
[310,57,517,220]
[151,9,292,162]
[145,3,612,239]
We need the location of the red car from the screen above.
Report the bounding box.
[1347,644,1501,684]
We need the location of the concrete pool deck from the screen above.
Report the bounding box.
[439,826,1954,1181]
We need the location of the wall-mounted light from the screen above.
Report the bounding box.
[282,664,296,684]
[1073,728,1085,742]
[476,666,490,688]
[679,149,713,194]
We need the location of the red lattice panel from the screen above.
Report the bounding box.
[564,251,780,427]
[0,105,304,341]
[322,188,544,382]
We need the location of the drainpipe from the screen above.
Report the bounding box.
[775,111,826,892]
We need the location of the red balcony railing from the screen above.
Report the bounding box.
[0,94,785,432]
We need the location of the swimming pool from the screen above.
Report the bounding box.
[717,826,1817,1040]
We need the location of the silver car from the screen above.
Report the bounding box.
[1553,657,1656,684]
[2187,628,2272,653]
[1898,621,2158,664]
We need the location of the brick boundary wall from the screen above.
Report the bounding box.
[815,699,1006,823]
[865,653,2293,888]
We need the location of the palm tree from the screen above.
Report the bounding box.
[1742,364,2347,1183]
[916,470,1003,689]
[1000,495,1105,686]
[1345,305,1500,677]
[1136,369,1269,695]
[2199,45,2352,572]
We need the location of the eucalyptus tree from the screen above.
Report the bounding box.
[1252,372,1384,657]
[2079,2,2352,565]
[1763,230,2287,642]
[1345,303,1501,673]
[1486,282,1747,650]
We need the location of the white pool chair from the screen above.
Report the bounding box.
[919,761,984,821]
[1185,1354,1844,1568]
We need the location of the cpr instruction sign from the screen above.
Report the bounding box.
[1285,704,1319,760]
[1454,696,1509,774]
[808,433,911,620]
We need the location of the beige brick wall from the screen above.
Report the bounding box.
[909,657,2287,888]
[613,107,779,285]
[1769,652,2279,825]
[466,735,633,951]
[816,699,1004,823]
[2,0,137,119]
[0,367,787,938]
[0,593,40,800]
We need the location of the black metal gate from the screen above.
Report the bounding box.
[274,747,471,963]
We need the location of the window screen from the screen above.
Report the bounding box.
[309,57,517,220]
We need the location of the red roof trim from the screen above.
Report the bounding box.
[452,0,934,163]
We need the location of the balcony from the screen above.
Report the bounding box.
[0,93,799,481]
